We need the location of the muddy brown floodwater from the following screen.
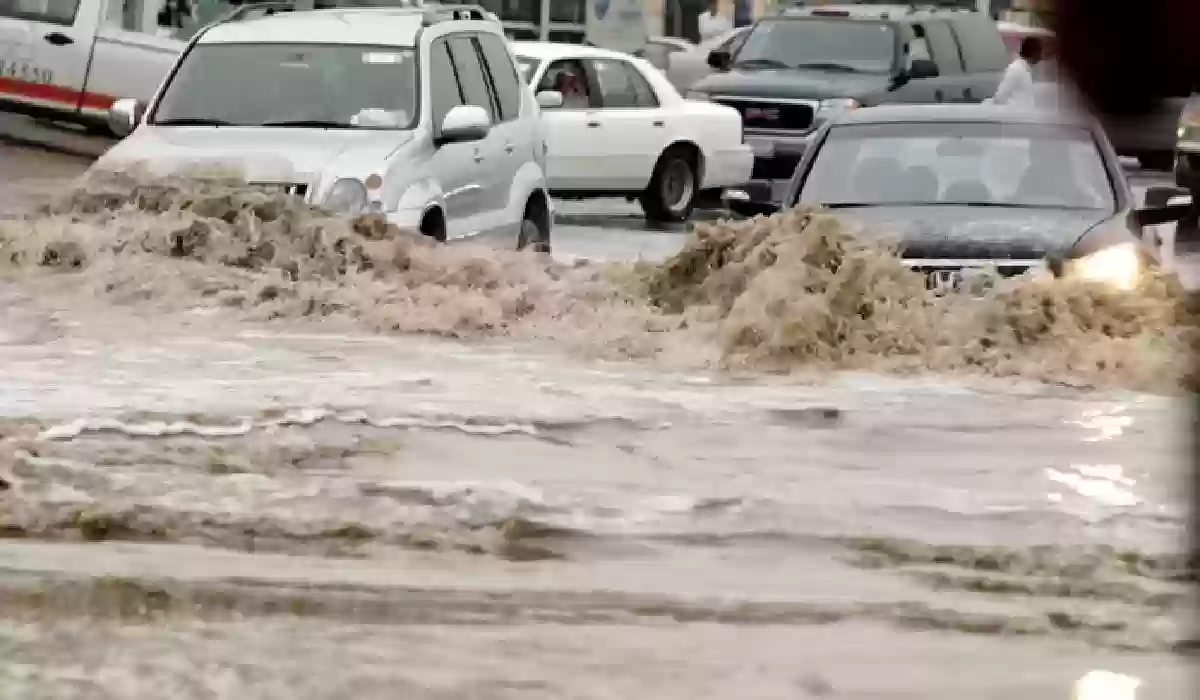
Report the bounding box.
[0,169,1196,698]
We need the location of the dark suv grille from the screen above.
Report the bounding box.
[908,262,1037,293]
[713,98,816,132]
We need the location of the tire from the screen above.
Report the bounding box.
[419,208,446,242]
[1138,151,1175,172]
[517,196,551,254]
[639,148,698,223]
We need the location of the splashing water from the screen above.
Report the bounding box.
[0,170,1196,697]
[0,170,1195,391]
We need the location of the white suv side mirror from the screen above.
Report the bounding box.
[437,104,491,144]
[536,90,564,109]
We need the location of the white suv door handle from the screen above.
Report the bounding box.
[503,142,515,153]
[473,149,484,163]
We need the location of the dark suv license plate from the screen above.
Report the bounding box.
[925,269,963,294]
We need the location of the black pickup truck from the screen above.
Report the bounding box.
[686,2,1011,213]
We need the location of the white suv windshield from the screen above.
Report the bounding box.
[151,43,418,129]
[734,19,896,73]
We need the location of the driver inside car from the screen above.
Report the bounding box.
[552,70,591,109]
[1013,140,1096,207]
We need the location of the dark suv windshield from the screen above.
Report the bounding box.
[733,18,896,73]
[152,43,417,129]
[798,121,1115,211]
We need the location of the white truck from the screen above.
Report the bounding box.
[0,0,196,132]
[0,0,486,134]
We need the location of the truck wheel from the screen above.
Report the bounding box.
[1138,152,1175,172]
[640,147,698,223]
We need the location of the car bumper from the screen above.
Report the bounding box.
[700,144,754,190]
[719,130,815,212]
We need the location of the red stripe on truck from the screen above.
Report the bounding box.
[0,76,116,112]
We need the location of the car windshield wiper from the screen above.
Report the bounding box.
[153,117,234,126]
[732,58,792,70]
[258,120,352,128]
[952,202,1103,211]
[793,62,862,73]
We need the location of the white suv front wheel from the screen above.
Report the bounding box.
[517,193,552,254]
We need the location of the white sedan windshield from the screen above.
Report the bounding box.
[800,122,1115,211]
[152,43,417,129]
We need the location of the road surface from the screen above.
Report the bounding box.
[0,118,1193,700]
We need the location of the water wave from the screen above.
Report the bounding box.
[1,171,1194,391]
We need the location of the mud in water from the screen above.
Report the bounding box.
[1,170,1196,392]
[0,171,1197,697]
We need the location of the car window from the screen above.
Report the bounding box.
[476,32,522,122]
[949,14,1009,72]
[447,35,496,123]
[797,122,1114,211]
[429,38,465,128]
[588,59,657,108]
[627,63,659,107]
[151,42,420,129]
[536,58,594,109]
[0,0,78,24]
[735,18,896,73]
[921,20,963,74]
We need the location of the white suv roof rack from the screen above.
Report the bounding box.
[217,1,496,26]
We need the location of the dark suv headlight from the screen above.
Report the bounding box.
[1063,242,1141,291]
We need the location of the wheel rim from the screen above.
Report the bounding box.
[661,159,694,213]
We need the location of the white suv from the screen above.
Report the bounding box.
[95,4,553,252]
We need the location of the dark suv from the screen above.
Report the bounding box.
[687,3,1010,212]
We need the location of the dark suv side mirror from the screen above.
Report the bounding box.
[909,58,939,79]
[708,49,732,71]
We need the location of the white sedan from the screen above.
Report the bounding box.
[513,42,753,222]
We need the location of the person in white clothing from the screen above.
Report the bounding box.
[698,0,732,44]
[990,36,1043,107]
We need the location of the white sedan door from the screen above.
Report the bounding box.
[533,58,609,191]
[581,57,670,191]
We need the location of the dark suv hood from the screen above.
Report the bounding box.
[827,205,1110,259]
[692,68,890,101]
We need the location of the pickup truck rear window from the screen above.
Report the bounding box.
[0,0,78,25]
[732,18,896,74]
[150,43,418,129]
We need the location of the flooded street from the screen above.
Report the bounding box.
[0,134,1196,698]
